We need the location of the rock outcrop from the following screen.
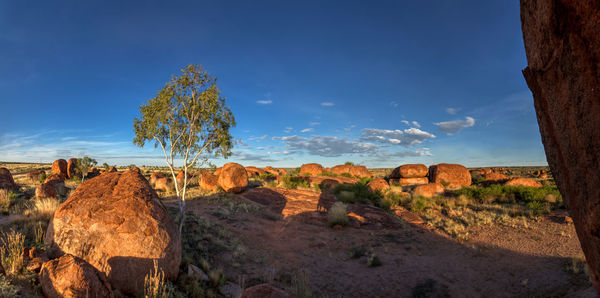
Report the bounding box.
[521,0,600,291]
[67,158,79,179]
[299,163,324,176]
[199,171,219,191]
[390,164,428,179]
[52,159,68,179]
[44,169,181,295]
[412,183,444,198]
[218,163,248,193]
[27,169,46,182]
[0,168,17,191]
[428,164,471,189]
[504,177,542,188]
[367,178,390,192]
[36,174,66,198]
[149,172,165,185]
[40,254,114,298]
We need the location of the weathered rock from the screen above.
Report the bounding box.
[330,165,373,178]
[154,177,172,192]
[0,168,17,191]
[27,169,46,182]
[367,178,390,192]
[299,163,324,176]
[245,166,266,177]
[221,282,243,298]
[218,163,248,193]
[396,177,429,186]
[187,264,208,281]
[107,166,117,173]
[52,159,68,179]
[412,183,444,198]
[428,164,471,189]
[213,167,222,176]
[484,172,508,182]
[241,283,294,298]
[85,168,101,180]
[36,182,57,199]
[40,254,114,298]
[504,177,542,188]
[199,171,219,191]
[67,158,79,179]
[521,1,600,289]
[391,164,428,179]
[149,172,165,185]
[44,170,181,295]
[176,170,193,186]
[264,166,286,176]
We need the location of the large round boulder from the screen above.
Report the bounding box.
[428,164,471,189]
[412,183,445,198]
[0,168,17,191]
[149,172,165,185]
[36,174,66,198]
[484,172,508,182]
[52,159,68,179]
[40,254,113,298]
[504,177,542,188]
[218,163,248,193]
[44,169,181,295]
[300,163,324,176]
[27,169,46,182]
[367,178,389,192]
[391,164,428,179]
[245,166,266,177]
[67,158,79,179]
[199,171,219,191]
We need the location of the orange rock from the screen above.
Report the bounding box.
[108,166,117,173]
[45,170,181,295]
[217,163,248,193]
[412,183,444,198]
[504,177,542,188]
[391,164,428,178]
[40,254,114,298]
[0,168,17,191]
[67,158,79,179]
[27,169,46,182]
[154,177,172,192]
[213,167,222,176]
[199,171,219,191]
[330,165,372,178]
[367,178,390,192]
[51,159,68,179]
[429,163,471,189]
[483,172,508,182]
[300,163,324,176]
[176,170,193,186]
[245,166,266,177]
[149,172,165,185]
[397,177,428,186]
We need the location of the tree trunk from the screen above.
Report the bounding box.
[521,0,600,292]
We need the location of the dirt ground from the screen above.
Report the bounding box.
[165,186,594,298]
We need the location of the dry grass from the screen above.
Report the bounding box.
[24,197,61,221]
[0,190,12,215]
[0,230,24,276]
[144,260,173,298]
[327,202,348,227]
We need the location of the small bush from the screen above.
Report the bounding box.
[257,173,274,180]
[0,190,13,215]
[0,230,24,276]
[0,276,19,297]
[358,177,373,185]
[344,161,355,166]
[333,183,383,207]
[280,176,309,189]
[349,246,366,259]
[144,260,173,298]
[38,172,47,184]
[321,172,337,177]
[367,253,382,267]
[340,173,352,178]
[328,202,348,227]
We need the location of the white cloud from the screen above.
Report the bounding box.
[274,135,378,157]
[390,101,399,108]
[343,125,356,132]
[300,128,314,133]
[360,127,436,146]
[284,127,294,133]
[232,151,277,162]
[412,121,421,128]
[321,102,334,107]
[401,120,410,125]
[434,116,475,133]
[248,135,268,141]
[309,122,320,126]
[446,107,460,115]
[256,100,272,104]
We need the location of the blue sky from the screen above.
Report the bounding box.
[0,1,547,168]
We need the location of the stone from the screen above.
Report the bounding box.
[67,158,79,179]
[217,163,248,193]
[213,167,222,176]
[199,171,219,191]
[521,1,600,290]
[27,169,46,182]
[367,178,390,192]
[221,281,243,298]
[504,177,542,188]
[51,159,68,179]
[391,164,428,178]
[330,165,373,178]
[397,177,429,186]
[299,163,324,176]
[154,177,172,192]
[107,166,117,173]
[85,168,101,180]
[264,166,286,176]
[483,172,508,182]
[0,168,17,191]
[149,172,165,185]
[412,183,444,198]
[428,163,471,189]
[241,283,294,298]
[36,182,57,199]
[187,264,208,281]
[176,170,193,186]
[44,170,181,295]
[40,254,113,298]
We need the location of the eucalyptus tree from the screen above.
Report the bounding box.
[133,64,235,233]
[76,156,97,183]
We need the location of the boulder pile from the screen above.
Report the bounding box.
[390,164,428,186]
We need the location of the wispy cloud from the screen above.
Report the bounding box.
[248,135,268,141]
[256,100,272,104]
[412,121,421,128]
[446,107,460,115]
[321,102,334,107]
[274,135,378,157]
[300,128,313,133]
[434,116,475,134]
[284,127,294,133]
[361,128,436,146]
[309,122,320,126]
[232,151,277,162]
[390,101,399,108]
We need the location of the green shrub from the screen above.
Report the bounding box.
[328,202,348,227]
[321,172,337,177]
[344,161,355,166]
[340,173,353,178]
[280,176,309,189]
[367,253,382,267]
[0,276,18,297]
[38,172,47,184]
[333,183,383,206]
[358,177,373,185]
[257,173,274,180]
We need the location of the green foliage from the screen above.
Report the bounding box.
[453,184,562,211]
[280,176,309,189]
[340,173,352,178]
[358,177,373,185]
[102,163,110,171]
[321,171,337,177]
[333,183,383,207]
[38,171,47,184]
[344,161,355,166]
[76,156,97,182]
[257,173,274,180]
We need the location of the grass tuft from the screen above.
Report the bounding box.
[327,202,348,227]
[0,230,25,276]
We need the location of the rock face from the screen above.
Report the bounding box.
[367,178,389,192]
[395,177,429,186]
[154,177,172,192]
[0,168,17,191]
[176,170,193,186]
[107,166,117,173]
[52,159,68,179]
[245,166,266,177]
[428,164,471,189]
[213,167,222,176]
[85,168,101,180]
[330,165,373,178]
[521,0,600,291]
[218,163,248,193]
[27,169,46,182]
[67,158,79,179]
[484,172,508,182]
[264,166,286,176]
[241,283,293,298]
[300,163,324,176]
[149,172,165,185]
[199,171,219,191]
[36,174,66,198]
[44,170,181,295]
[391,164,428,179]
[504,177,542,188]
[40,254,114,298]
[412,183,444,198]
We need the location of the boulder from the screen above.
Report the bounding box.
[199,171,219,191]
[395,177,428,186]
[0,168,17,191]
[40,254,113,298]
[41,174,66,197]
[504,177,542,188]
[67,158,79,179]
[154,177,172,192]
[521,1,600,290]
[107,166,117,173]
[391,164,428,179]
[330,165,373,178]
[299,163,324,176]
[149,172,165,185]
[428,163,471,189]
[44,169,181,295]
[213,167,222,176]
[36,182,57,199]
[264,166,286,176]
[27,169,46,182]
[218,163,248,193]
[176,170,193,186]
[367,178,389,192]
[412,183,444,198]
[484,172,508,182]
[241,283,293,298]
[85,168,101,180]
[52,159,68,179]
[245,166,266,177]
